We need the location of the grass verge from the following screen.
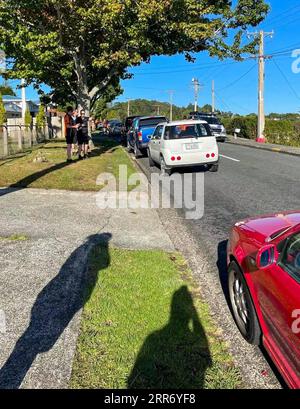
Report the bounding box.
[70,247,242,389]
[0,138,136,191]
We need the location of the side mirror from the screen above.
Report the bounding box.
[256,244,279,270]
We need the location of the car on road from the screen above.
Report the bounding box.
[189,112,227,142]
[122,115,142,145]
[227,211,300,389]
[127,116,168,158]
[108,119,123,135]
[148,119,219,175]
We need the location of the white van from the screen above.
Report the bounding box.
[148,120,219,175]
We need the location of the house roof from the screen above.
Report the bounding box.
[3,101,22,114]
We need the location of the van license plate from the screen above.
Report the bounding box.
[185,143,200,150]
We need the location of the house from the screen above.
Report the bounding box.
[2,95,39,119]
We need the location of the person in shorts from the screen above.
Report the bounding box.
[76,109,89,159]
[64,106,79,162]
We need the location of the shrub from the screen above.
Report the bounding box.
[36,104,46,129]
[0,94,6,126]
[225,116,257,139]
[224,115,300,146]
[25,107,32,127]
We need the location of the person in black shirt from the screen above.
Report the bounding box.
[76,109,89,159]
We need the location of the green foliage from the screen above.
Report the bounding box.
[36,104,46,128]
[0,93,6,125]
[97,99,222,121]
[25,108,32,127]
[0,0,269,109]
[225,115,300,147]
[0,83,15,96]
[226,116,257,139]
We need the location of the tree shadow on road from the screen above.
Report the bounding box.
[127,285,212,389]
[0,232,112,389]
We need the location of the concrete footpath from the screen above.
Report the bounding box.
[0,187,174,389]
[227,135,300,157]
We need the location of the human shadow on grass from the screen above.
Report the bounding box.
[0,232,112,389]
[127,286,212,389]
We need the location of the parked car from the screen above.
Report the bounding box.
[108,119,123,135]
[148,119,219,175]
[227,211,300,388]
[124,115,141,133]
[127,116,168,158]
[122,115,142,145]
[189,112,227,142]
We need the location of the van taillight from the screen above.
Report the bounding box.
[138,132,142,140]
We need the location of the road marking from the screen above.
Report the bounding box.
[220,154,240,162]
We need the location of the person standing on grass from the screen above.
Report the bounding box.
[64,106,79,163]
[76,109,89,160]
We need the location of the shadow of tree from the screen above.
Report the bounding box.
[0,232,112,389]
[127,286,212,389]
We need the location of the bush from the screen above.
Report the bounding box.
[225,116,257,139]
[265,120,300,146]
[36,104,46,129]
[0,94,6,126]
[25,108,32,127]
[224,116,300,146]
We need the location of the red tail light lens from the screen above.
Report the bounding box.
[138,132,142,140]
[211,153,215,158]
[171,156,176,161]
[206,153,210,158]
[177,156,181,161]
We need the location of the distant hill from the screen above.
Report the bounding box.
[97,99,220,121]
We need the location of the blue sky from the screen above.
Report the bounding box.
[5,0,300,114]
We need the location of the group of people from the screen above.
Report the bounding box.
[64,106,90,162]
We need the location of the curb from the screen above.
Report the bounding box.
[226,139,300,158]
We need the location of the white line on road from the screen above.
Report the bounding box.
[220,154,240,162]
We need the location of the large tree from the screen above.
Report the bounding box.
[0,0,268,115]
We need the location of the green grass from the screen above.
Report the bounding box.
[0,138,136,191]
[0,234,29,241]
[70,247,242,389]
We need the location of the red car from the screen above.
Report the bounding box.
[227,211,300,389]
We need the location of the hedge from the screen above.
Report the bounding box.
[222,116,300,147]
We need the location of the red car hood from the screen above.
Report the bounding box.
[237,211,300,241]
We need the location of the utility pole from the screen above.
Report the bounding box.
[21,79,27,120]
[126,98,131,117]
[247,30,274,143]
[154,105,160,115]
[212,80,215,113]
[167,90,174,121]
[192,78,200,112]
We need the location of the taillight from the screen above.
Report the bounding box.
[211,153,215,158]
[206,153,210,158]
[138,132,142,140]
[171,156,176,161]
[177,156,181,161]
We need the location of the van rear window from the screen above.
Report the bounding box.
[164,123,212,139]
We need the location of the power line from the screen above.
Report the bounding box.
[218,64,256,91]
[272,58,300,102]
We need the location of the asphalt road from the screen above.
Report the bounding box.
[135,142,300,388]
